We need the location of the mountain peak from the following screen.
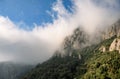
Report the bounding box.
[103,19,120,39]
[54,27,89,57]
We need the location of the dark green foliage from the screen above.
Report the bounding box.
[23,56,82,79]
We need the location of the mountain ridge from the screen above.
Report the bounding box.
[22,19,120,79]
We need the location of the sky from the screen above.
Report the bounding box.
[0,0,120,64]
[0,0,72,29]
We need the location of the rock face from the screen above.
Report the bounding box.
[55,27,89,58]
[98,19,120,53]
[63,28,89,50]
[103,19,120,39]
[99,46,106,52]
[109,38,120,53]
[55,19,120,57]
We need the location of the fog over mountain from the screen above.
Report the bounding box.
[0,0,120,64]
[0,62,33,79]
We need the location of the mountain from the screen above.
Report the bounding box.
[0,62,33,79]
[22,19,120,79]
[54,27,89,58]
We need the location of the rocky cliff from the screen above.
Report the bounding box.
[103,19,120,39]
[109,38,120,53]
[54,27,89,59]
[55,19,120,58]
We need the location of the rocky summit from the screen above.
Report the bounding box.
[103,19,120,39]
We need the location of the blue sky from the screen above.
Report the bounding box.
[0,0,72,28]
[0,0,119,29]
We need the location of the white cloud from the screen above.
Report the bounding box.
[0,0,120,64]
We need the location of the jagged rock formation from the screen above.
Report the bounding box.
[55,27,89,59]
[98,19,120,53]
[109,38,120,53]
[99,46,106,52]
[55,19,120,58]
[103,19,120,39]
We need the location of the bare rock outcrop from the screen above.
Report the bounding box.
[109,38,120,53]
[103,19,120,39]
[99,46,106,52]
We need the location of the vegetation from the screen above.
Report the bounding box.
[23,56,82,79]
[22,36,120,79]
[81,51,120,79]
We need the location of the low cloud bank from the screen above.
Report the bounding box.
[0,0,119,64]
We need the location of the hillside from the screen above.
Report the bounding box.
[22,19,120,79]
[0,62,33,79]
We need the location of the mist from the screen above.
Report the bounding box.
[0,0,120,64]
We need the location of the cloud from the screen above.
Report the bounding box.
[0,0,120,64]
[72,0,120,33]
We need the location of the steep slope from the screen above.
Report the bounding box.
[22,19,120,79]
[0,62,33,79]
[79,36,120,79]
[54,27,89,57]
[103,19,120,39]
[23,56,81,79]
[82,50,120,79]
